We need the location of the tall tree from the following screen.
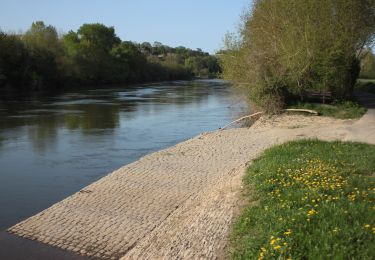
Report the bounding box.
[221,0,375,112]
[111,41,146,82]
[23,21,62,88]
[0,32,29,87]
[62,23,121,83]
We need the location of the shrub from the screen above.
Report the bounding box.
[221,0,375,112]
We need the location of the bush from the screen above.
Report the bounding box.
[221,0,375,112]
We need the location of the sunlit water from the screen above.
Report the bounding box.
[0,79,248,231]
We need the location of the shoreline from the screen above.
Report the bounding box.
[5,92,375,259]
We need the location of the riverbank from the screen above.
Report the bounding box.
[5,92,375,259]
[229,140,374,259]
[0,79,243,232]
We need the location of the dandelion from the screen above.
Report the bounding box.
[284,229,292,236]
[364,224,370,229]
[307,209,317,216]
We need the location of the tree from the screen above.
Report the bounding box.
[140,42,152,55]
[23,21,60,54]
[111,41,146,82]
[1,21,218,91]
[221,0,375,112]
[62,23,121,83]
[23,21,62,88]
[77,23,120,51]
[360,49,375,79]
[0,32,29,87]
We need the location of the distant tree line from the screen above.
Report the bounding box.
[0,22,221,90]
[221,0,375,112]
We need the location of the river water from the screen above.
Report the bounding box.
[0,79,248,231]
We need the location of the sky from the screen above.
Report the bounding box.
[0,0,251,54]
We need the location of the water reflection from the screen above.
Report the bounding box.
[0,79,248,230]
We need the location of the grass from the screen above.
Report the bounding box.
[229,140,375,260]
[288,101,366,119]
[356,79,375,94]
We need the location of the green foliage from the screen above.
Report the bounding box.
[360,49,375,79]
[23,21,61,53]
[221,0,375,112]
[356,79,375,94]
[61,23,121,83]
[0,32,29,87]
[0,21,221,91]
[111,41,146,82]
[23,21,63,88]
[229,140,375,259]
[185,55,221,77]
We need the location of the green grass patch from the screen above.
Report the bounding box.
[356,79,375,94]
[288,101,366,119]
[229,140,375,259]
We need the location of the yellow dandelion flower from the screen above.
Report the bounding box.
[307,209,317,216]
[284,230,292,236]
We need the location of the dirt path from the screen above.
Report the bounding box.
[8,93,375,259]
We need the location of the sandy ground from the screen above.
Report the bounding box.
[8,92,375,259]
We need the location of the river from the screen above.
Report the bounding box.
[0,79,247,231]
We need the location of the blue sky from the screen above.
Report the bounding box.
[0,0,251,53]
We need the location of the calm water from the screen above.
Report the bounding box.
[0,79,247,231]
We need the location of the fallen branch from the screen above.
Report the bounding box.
[220,112,263,130]
[220,109,319,130]
[284,108,319,115]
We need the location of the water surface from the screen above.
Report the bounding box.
[0,79,247,230]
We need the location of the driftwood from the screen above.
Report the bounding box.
[284,108,319,115]
[220,112,263,130]
[220,109,318,130]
